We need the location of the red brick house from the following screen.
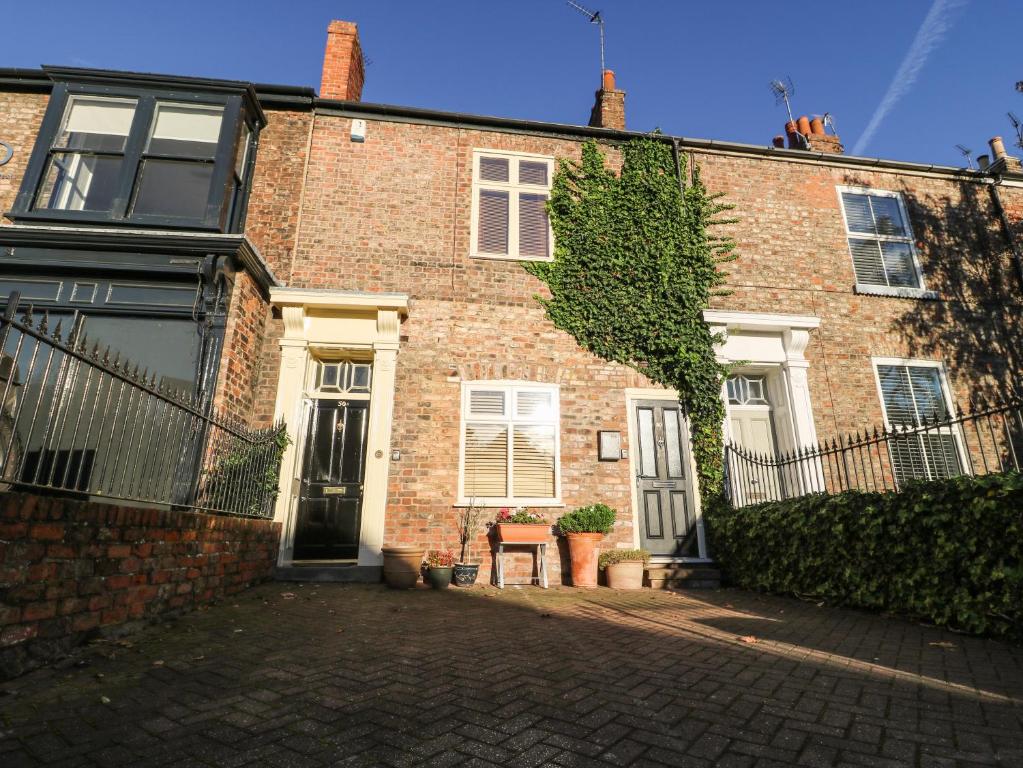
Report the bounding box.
[2,19,1022,585]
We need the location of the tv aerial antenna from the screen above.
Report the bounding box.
[1009,112,1023,150]
[770,77,808,148]
[955,144,974,169]
[770,77,797,125]
[566,0,606,75]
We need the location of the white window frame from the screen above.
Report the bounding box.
[836,185,936,299]
[458,380,561,506]
[469,149,555,262]
[870,357,967,482]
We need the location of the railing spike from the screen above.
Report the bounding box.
[52,318,64,340]
[21,303,34,326]
[38,310,49,334]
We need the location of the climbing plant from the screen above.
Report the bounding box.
[525,138,736,503]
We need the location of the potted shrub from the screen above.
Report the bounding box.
[382,545,424,589]
[454,499,485,587]
[425,550,455,589]
[492,507,550,543]
[557,504,616,587]
[599,548,650,589]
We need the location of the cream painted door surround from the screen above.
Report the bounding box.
[270,287,408,567]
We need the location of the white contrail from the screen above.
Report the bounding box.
[851,0,966,156]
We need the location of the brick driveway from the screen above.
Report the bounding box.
[1,584,1020,767]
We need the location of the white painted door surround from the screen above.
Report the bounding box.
[270,287,408,567]
[704,310,822,458]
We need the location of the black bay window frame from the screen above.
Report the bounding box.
[9,69,264,233]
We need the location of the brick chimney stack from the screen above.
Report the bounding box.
[320,20,365,101]
[987,135,1023,174]
[589,69,626,130]
[781,114,843,154]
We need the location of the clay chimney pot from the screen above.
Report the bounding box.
[772,135,786,148]
[990,136,1008,160]
[602,69,616,91]
[797,116,812,136]
[810,117,825,136]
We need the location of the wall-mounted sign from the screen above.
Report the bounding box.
[0,141,13,167]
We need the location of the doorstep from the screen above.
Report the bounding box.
[274,563,382,583]
[645,563,721,590]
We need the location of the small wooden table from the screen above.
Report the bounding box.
[495,541,549,589]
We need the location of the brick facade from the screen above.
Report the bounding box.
[0,492,280,678]
[238,106,1023,582]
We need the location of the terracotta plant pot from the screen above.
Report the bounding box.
[453,563,479,587]
[566,532,604,587]
[381,546,423,589]
[605,560,645,590]
[427,566,454,589]
[495,523,550,543]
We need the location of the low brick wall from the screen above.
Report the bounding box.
[0,492,281,678]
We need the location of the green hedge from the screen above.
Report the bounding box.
[706,472,1023,642]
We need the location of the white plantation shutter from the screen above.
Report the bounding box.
[462,383,559,501]
[477,190,509,254]
[518,193,550,259]
[473,152,552,260]
[841,193,874,233]
[841,190,921,289]
[464,424,508,497]
[877,363,961,485]
[469,389,506,416]
[512,425,555,497]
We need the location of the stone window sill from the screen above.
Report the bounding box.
[854,283,939,300]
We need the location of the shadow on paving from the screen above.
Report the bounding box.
[0,583,1021,768]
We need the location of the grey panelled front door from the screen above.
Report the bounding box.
[634,400,699,557]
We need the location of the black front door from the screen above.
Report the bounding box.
[294,399,369,561]
[634,399,699,557]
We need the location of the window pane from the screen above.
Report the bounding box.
[464,423,508,497]
[36,153,123,212]
[878,365,919,426]
[469,390,505,416]
[512,425,555,497]
[726,376,741,404]
[519,193,550,258]
[923,434,961,478]
[841,193,874,234]
[57,97,136,152]
[745,376,768,404]
[908,367,948,421]
[519,161,548,186]
[477,190,509,254]
[132,159,213,219]
[516,389,553,419]
[479,157,509,183]
[881,242,919,288]
[638,408,657,477]
[350,364,372,392]
[849,238,887,286]
[664,409,684,478]
[235,123,252,179]
[147,103,224,159]
[870,195,907,237]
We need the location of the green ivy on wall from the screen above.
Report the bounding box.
[525,138,736,502]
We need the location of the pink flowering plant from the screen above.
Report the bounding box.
[494,507,545,524]
[425,550,455,568]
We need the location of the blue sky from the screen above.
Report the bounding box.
[5,1,1021,166]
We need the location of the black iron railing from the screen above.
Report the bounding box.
[0,292,286,517]
[724,395,1023,508]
